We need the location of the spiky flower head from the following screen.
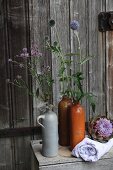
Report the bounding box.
[94,118,112,137]
[70,20,80,30]
[49,19,55,27]
[89,116,113,142]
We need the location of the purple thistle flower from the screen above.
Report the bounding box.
[70,20,80,30]
[20,52,29,58]
[24,53,29,58]
[20,48,29,58]
[19,64,24,68]
[16,75,22,79]
[94,118,113,137]
[8,58,12,62]
[31,44,42,57]
[22,48,27,53]
[6,79,10,83]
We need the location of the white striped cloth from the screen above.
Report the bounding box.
[72,137,113,162]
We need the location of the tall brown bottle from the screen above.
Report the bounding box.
[70,102,85,150]
[58,95,72,146]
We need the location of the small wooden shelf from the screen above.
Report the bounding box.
[31,140,113,170]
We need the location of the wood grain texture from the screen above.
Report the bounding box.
[14,136,31,170]
[106,0,113,119]
[70,0,89,120]
[29,0,51,125]
[0,139,14,170]
[6,1,32,170]
[88,0,106,119]
[0,1,14,170]
[1,1,113,170]
[50,0,70,110]
[31,140,113,170]
[0,0,10,129]
[7,0,30,128]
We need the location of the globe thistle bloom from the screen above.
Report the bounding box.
[94,118,113,137]
[70,20,80,30]
[49,19,55,27]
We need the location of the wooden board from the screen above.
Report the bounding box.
[106,0,113,119]
[29,0,51,126]
[31,140,113,170]
[50,0,70,113]
[0,0,113,170]
[0,1,14,170]
[6,1,32,170]
[88,0,106,118]
[70,0,89,120]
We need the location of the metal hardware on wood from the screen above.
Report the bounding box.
[98,11,113,32]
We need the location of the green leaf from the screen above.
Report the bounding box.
[80,55,95,65]
[58,67,66,75]
[64,59,72,65]
[65,53,80,56]
[85,93,96,113]
[91,102,96,113]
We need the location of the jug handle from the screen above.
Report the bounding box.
[37,115,45,128]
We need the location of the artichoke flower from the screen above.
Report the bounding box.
[88,116,113,142]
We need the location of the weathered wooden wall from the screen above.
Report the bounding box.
[0,0,113,170]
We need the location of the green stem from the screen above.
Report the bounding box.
[74,31,81,71]
[55,27,66,94]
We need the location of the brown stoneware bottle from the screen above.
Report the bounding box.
[70,102,85,150]
[58,95,73,146]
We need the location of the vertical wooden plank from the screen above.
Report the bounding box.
[14,137,31,170]
[106,0,113,119]
[88,0,106,119]
[70,0,89,120]
[50,0,70,108]
[0,1,14,170]
[29,0,51,126]
[7,0,30,128]
[0,139,14,170]
[0,0,10,129]
[6,1,31,170]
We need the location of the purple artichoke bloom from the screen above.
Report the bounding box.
[94,118,113,137]
[70,20,80,30]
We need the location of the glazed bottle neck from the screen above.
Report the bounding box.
[73,101,80,106]
[62,95,71,100]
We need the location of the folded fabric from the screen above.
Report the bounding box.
[72,137,113,162]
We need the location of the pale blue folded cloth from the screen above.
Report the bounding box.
[72,137,113,162]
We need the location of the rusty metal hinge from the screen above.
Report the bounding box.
[98,11,113,32]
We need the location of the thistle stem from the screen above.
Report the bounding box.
[74,31,82,71]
